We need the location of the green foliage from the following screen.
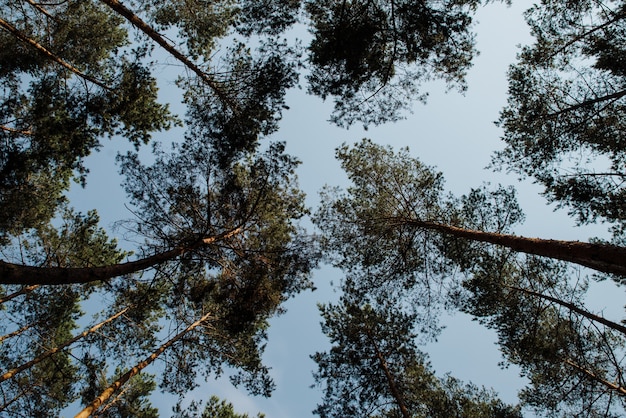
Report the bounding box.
[462,254,626,416]
[116,138,316,397]
[313,296,521,417]
[0,0,175,241]
[173,395,265,418]
[305,0,479,127]
[318,139,626,415]
[493,0,626,239]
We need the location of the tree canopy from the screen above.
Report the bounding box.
[0,0,625,416]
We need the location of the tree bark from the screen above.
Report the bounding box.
[0,308,129,383]
[75,310,214,418]
[397,219,626,276]
[0,228,242,286]
[564,358,626,396]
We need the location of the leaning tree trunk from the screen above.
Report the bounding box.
[97,0,237,111]
[0,308,129,383]
[398,219,626,276]
[0,228,241,286]
[75,310,214,418]
[365,329,411,418]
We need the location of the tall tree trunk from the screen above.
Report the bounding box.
[507,285,626,336]
[97,0,237,111]
[365,330,411,418]
[75,310,214,418]
[398,219,626,276]
[0,308,128,383]
[0,227,242,285]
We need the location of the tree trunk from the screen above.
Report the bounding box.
[564,358,626,396]
[0,308,128,383]
[0,228,242,286]
[75,310,214,418]
[97,0,237,111]
[365,330,411,418]
[400,219,626,276]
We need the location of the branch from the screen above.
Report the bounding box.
[546,88,626,119]
[564,358,626,396]
[0,125,33,135]
[0,307,129,383]
[0,284,38,305]
[0,17,110,90]
[98,0,239,112]
[507,285,626,336]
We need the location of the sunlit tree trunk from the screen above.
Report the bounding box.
[76,310,214,418]
[564,358,626,396]
[0,308,128,383]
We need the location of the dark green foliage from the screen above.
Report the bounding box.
[235,0,303,36]
[305,0,479,127]
[182,38,301,167]
[493,0,626,239]
[462,254,626,416]
[312,296,522,417]
[0,207,128,414]
[318,139,626,416]
[0,0,174,241]
[117,138,316,397]
[173,395,265,418]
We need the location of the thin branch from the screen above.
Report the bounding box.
[546,88,626,119]
[564,358,626,396]
[0,285,38,305]
[508,285,626,336]
[0,125,32,135]
[0,323,36,343]
[0,17,110,90]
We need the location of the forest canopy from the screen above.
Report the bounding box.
[0,0,625,416]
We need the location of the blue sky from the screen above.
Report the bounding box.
[65,1,624,416]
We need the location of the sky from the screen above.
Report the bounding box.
[65,1,625,416]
